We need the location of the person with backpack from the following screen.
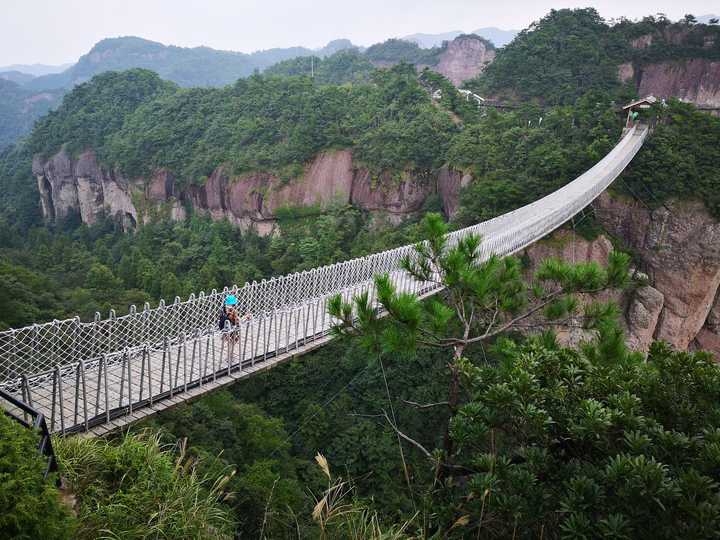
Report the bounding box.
[218,295,241,332]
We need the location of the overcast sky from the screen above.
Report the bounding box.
[1,0,717,66]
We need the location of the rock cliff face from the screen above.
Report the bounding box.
[590,192,720,355]
[619,28,720,109]
[35,147,720,357]
[637,59,720,108]
[34,148,466,234]
[523,191,720,357]
[33,150,140,228]
[434,36,496,86]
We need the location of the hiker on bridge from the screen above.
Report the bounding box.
[218,295,241,331]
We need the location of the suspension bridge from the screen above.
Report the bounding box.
[0,126,648,437]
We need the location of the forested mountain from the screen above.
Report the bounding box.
[0,79,63,149]
[267,34,496,86]
[3,8,720,540]
[0,36,356,149]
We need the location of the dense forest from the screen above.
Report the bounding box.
[468,9,720,104]
[3,8,720,539]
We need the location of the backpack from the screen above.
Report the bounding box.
[218,311,231,330]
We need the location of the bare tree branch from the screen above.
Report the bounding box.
[403,400,450,410]
[382,410,433,459]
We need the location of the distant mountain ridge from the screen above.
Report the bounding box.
[0,63,72,77]
[697,14,719,24]
[0,71,36,85]
[403,27,518,48]
[0,79,62,149]
[22,36,356,91]
[0,36,358,149]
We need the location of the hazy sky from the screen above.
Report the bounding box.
[1,0,717,66]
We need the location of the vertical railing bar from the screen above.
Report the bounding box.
[50,368,58,432]
[263,315,271,362]
[80,360,88,431]
[303,303,310,346]
[253,318,262,367]
[139,347,146,402]
[242,321,249,367]
[183,334,189,393]
[57,366,65,435]
[126,349,133,415]
[73,365,81,426]
[227,330,234,377]
[102,356,109,423]
[173,341,182,392]
[160,338,168,394]
[285,310,291,353]
[94,356,104,417]
[311,300,318,340]
[21,375,30,423]
[189,334,197,390]
[119,352,126,407]
[146,346,154,405]
[321,298,327,335]
[212,332,217,382]
[235,324,242,371]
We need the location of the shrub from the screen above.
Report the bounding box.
[446,337,720,538]
[0,414,75,539]
[55,430,235,539]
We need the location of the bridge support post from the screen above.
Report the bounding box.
[50,367,58,432]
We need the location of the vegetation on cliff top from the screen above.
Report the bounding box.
[620,100,720,217]
[264,49,375,85]
[469,8,720,105]
[26,64,456,183]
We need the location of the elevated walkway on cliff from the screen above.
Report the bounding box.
[0,126,648,437]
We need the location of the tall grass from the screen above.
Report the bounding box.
[55,429,235,539]
[311,453,418,540]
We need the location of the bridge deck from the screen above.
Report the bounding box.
[4,289,333,436]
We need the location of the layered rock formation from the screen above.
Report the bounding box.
[33,150,139,228]
[34,148,465,234]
